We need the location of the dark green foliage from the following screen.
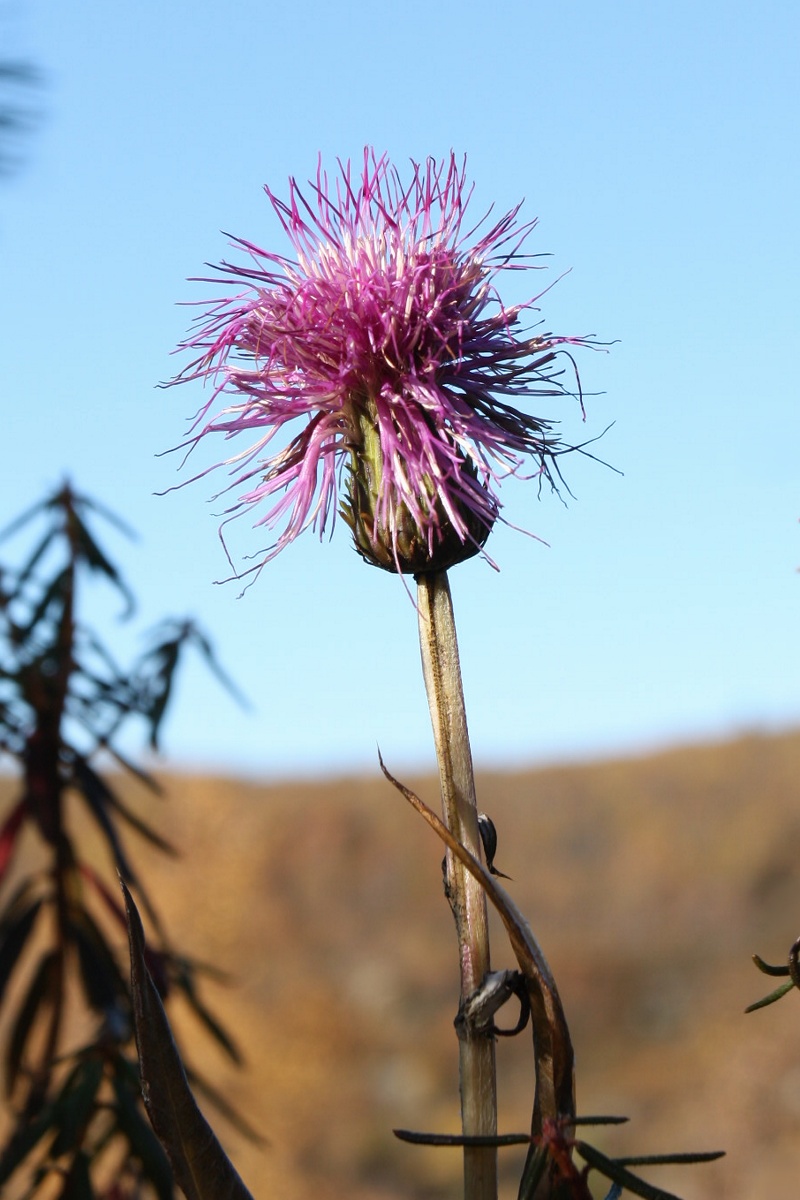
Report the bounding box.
[0,483,246,1198]
[747,938,800,1012]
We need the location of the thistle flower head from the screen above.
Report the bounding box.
[172,150,595,577]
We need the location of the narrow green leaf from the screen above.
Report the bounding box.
[137,620,248,752]
[751,952,789,977]
[122,881,255,1200]
[745,981,794,1012]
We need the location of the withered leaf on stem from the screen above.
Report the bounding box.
[121,879,255,1200]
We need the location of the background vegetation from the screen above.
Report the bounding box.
[4,729,796,1198]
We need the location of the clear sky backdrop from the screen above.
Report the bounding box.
[2,0,798,779]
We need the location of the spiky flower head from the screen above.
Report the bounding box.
[171,150,595,578]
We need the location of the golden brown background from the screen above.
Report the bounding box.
[4,729,800,1198]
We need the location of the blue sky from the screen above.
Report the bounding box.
[1,0,798,778]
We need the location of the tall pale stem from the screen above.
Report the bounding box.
[416,571,497,1200]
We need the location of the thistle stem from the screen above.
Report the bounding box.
[416,570,497,1200]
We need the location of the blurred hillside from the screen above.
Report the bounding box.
[4,729,800,1199]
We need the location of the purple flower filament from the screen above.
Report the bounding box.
[171,150,594,577]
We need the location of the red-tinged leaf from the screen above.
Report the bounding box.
[122,881,255,1200]
[79,863,129,931]
[0,798,27,884]
[516,1145,550,1200]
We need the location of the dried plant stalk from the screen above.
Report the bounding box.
[417,570,497,1200]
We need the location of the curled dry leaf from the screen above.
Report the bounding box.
[121,879,255,1200]
[379,756,574,1200]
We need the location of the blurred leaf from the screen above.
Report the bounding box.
[0,798,27,885]
[57,1150,94,1199]
[89,738,161,796]
[4,527,55,593]
[112,1067,174,1200]
[0,1096,58,1184]
[69,910,128,1017]
[71,755,137,883]
[5,949,58,1097]
[79,863,135,932]
[58,486,135,618]
[50,1057,105,1157]
[122,881,254,1200]
[175,967,241,1065]
[0,877,39,923]
[0,489,52,540]
[0,484,135,616]
[105,794,177,857]
[17,565,72,645]
[137,620,249,752]
[0,897,43,1008]
[186,1070,266,1147]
